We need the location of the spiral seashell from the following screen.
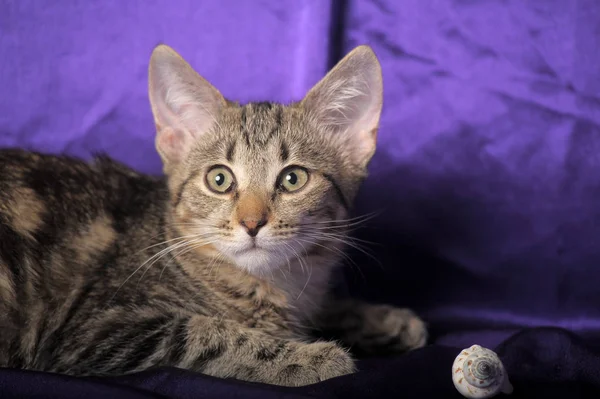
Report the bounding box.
[452,345,513,399]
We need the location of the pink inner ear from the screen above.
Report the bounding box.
[157,127,190,163]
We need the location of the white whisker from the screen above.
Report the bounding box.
[159,239,220,281]
[136,237,216,286]
[303,231,381,267]
[296,263,313,301]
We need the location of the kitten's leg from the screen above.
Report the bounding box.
[315,299,427,356]
[53,311,354,386]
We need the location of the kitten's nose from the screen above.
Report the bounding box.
[240,216,268,237]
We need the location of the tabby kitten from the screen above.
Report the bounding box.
[0,44,426,386]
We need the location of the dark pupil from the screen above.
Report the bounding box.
[215,173,225,186]
[286,172,298,185]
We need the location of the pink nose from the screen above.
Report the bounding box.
[240,216,268,237]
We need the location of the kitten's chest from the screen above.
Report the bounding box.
[271,265,332,325]
[198,265,303,338]
[182,256,333,337]
[217,266,332,331]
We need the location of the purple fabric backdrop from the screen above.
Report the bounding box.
[2,0,600,397]
[346,0,600,348]
[1,0,333,173]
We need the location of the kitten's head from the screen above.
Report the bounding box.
[148,44,382,276]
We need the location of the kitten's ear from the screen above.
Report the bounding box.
[301,45,383,168]
[148,44,226,167]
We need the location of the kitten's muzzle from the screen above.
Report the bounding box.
[240,216,268,237]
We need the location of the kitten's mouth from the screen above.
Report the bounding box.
[235,243,266,255]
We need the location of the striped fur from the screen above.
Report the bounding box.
[0,45,426,386]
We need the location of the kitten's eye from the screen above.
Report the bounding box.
[278,167,309,193]
[206,166,235,193]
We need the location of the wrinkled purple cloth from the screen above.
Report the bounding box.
[2,0,600,397]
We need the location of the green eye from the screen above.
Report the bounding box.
[279,167,309,192]
[206,166,235,193]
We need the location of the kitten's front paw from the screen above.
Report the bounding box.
[272,341,355,386]
[351,305,427,355]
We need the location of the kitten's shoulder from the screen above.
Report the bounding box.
[0,148,159,186]
[0,149,166,222]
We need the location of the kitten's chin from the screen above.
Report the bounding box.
[228,248,285,276]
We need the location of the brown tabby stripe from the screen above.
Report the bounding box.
[321,173,349,210]
[226,140,236,162]
[280,141,289,162]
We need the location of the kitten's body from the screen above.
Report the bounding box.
[0,46,426,386]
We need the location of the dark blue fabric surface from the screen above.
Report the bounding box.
[2,0,600,397]
[2,329,600,398]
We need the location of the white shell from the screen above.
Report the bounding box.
[452,345,513,399]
